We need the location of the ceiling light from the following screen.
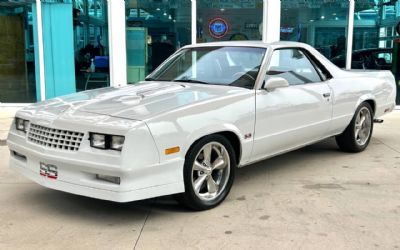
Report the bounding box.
[321,15,325,19]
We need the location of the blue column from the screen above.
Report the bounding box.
[32,2,76,100]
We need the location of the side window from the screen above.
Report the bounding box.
[266,49,322,85]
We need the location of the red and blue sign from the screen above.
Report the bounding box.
[209,18,229,39]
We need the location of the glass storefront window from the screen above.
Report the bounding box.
[353,0,400,51]
[352,0,400,104]
[88,0,104,19]
[0,2,37,103]
[281,0,349,62]
[125,0,192,83]
[2,1,399,105]
[74,0,86,16]
[353,28,379,51]
[197,0,263,43]
[353,0,400,55]
[72,0,109,91]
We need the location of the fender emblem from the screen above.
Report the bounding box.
[244,133,252,139]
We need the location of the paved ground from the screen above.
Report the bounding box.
[0,107,19,143]
[0,110,399,250]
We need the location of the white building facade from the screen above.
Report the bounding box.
[0,0,398,104]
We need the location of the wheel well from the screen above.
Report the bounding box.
[364,99,376,114]
[187,131,242,165]
[217,131,242,165]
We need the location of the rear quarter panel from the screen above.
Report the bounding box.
[328,70,396,135]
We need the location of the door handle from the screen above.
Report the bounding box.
[323,93,331,98]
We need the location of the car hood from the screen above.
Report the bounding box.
[20,81,247,121]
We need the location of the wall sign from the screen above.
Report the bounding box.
[209,18,229,39]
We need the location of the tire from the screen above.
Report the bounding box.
[178,134,236,210]
[335,102,374,153]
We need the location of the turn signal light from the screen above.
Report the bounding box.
[165,146,180,155]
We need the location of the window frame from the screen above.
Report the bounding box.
[302,49,333,81]
[147,46,267,89]
[264,47,333,87]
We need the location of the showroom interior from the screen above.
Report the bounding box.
[0,0,399,104]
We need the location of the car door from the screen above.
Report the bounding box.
[251,48,333,161]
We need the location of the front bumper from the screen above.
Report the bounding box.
[7,131,185,203]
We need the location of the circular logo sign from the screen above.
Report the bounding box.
[209,18,228,39]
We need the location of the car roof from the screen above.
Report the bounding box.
[161,40,345,80]
[182,41,310,49]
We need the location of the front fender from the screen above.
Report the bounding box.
[184,123,244,152]
[147,120,253,166]
[145,91,256,166]
[121,123,160,169]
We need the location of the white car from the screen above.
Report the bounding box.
[8,41,397,210]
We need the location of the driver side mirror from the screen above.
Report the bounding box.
[263,77,289,91]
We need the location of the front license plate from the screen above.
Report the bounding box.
[40,163,58,180]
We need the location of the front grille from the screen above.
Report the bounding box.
[27,124,84,151]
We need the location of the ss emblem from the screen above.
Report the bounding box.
[40,163,58,180]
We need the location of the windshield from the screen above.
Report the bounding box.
[147,46,266,89]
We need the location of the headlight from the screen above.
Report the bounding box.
[15,118,29,133]
[89,133,125,151]
[110,136,125,151]
[90,133,107,149]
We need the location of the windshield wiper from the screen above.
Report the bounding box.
[172,79,210,85]
[145,77,172,81]
[146,77,211,85]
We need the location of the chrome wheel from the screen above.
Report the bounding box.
[354,107,372,146]
[191,142,231,201]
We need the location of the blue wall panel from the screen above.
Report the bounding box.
[41,3,76,99]
[33,2,76,100]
